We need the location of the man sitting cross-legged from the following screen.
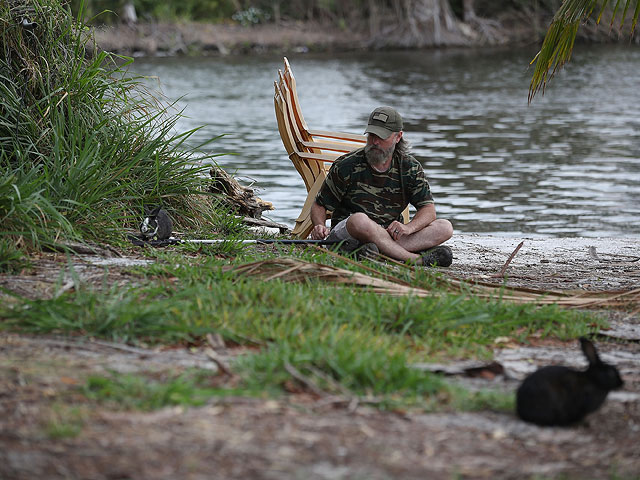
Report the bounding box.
[310,106,453,267]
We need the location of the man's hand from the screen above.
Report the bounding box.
[310,202,330,240]
[386,220,411,241]
[311,224,330,240]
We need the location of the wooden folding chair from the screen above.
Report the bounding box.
[274,84,331,237]
[274,58,408,239]
[278,57,367,154]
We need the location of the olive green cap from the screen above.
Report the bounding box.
[364,106,403,139]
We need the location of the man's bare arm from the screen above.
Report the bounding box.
[310,202,330,239]
[387,204,436,239]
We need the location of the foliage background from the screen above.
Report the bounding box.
[72,0,564,26]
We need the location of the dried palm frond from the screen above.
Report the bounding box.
[224,258,423,297]
[223,257,640,310]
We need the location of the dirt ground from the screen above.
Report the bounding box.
[1,235,640,480]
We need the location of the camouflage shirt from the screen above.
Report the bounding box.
[316,147,434,228]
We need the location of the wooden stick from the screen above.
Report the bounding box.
[491,241,524,278]
[204,348,234,377]
[284,362,326,396]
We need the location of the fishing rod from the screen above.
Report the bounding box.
[129,236,339,247]
[130,207,339,247]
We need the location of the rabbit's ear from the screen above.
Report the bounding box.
[148,205,162,216]
[579,337,601,365]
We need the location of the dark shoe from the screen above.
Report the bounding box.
[325,229,360,254]
[420,245,453,267]
[355,242,379,260]
[329,239,360,255]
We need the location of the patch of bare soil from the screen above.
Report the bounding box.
[1,333,639,480]
[1,235,640,479]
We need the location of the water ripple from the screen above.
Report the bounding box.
[129,46,640,237]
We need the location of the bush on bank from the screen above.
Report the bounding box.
[0,0,220,255]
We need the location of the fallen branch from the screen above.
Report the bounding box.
[205,348,234,377]
[491,241,524,278]
[223,257,640,309]
[208,167,273,219]
[284,362,326,397]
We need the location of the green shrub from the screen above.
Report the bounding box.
[1,0,222,249]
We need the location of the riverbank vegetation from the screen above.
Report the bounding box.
[0,1,619,416]
[2,247,606,412]
[75,0,639,47]
[1,0,221,256]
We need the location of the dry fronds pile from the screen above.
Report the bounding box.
[225,257,640,311]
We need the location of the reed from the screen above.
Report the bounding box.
[0,0,221,252]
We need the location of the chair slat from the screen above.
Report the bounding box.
[283,57,310,133]
[308,129,367,142]
[299,140,362,153]
[291,151,339,163]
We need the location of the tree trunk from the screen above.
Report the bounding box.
[462,0,508,45]
[122,1,137,26]
[368,0,379,37]
[369,0,467,48]
[463,0,476,22]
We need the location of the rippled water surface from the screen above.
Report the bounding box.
[129,46,640,237]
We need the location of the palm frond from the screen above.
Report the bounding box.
[529,0,640,102]
[224,257,640,310]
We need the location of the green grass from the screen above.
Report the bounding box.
[0,238,31,273]
[1,0,225,252]
[0,251,607,412]
[448,385,515,412]
[2,254,600,353]
[82,369,249,411]
[43,404,89,439]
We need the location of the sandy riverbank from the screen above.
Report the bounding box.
[2,234,639,298]
[447,235,640,291]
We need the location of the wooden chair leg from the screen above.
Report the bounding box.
[292,172,329,238]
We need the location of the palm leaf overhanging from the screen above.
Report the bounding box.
[529,0,640,102]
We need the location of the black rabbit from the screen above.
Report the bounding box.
[516,337,623,426]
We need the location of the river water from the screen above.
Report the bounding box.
[129,46,640,237]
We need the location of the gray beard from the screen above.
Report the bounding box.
[364,144,394,168]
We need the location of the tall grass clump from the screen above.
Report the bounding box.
[0,0,220,250]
